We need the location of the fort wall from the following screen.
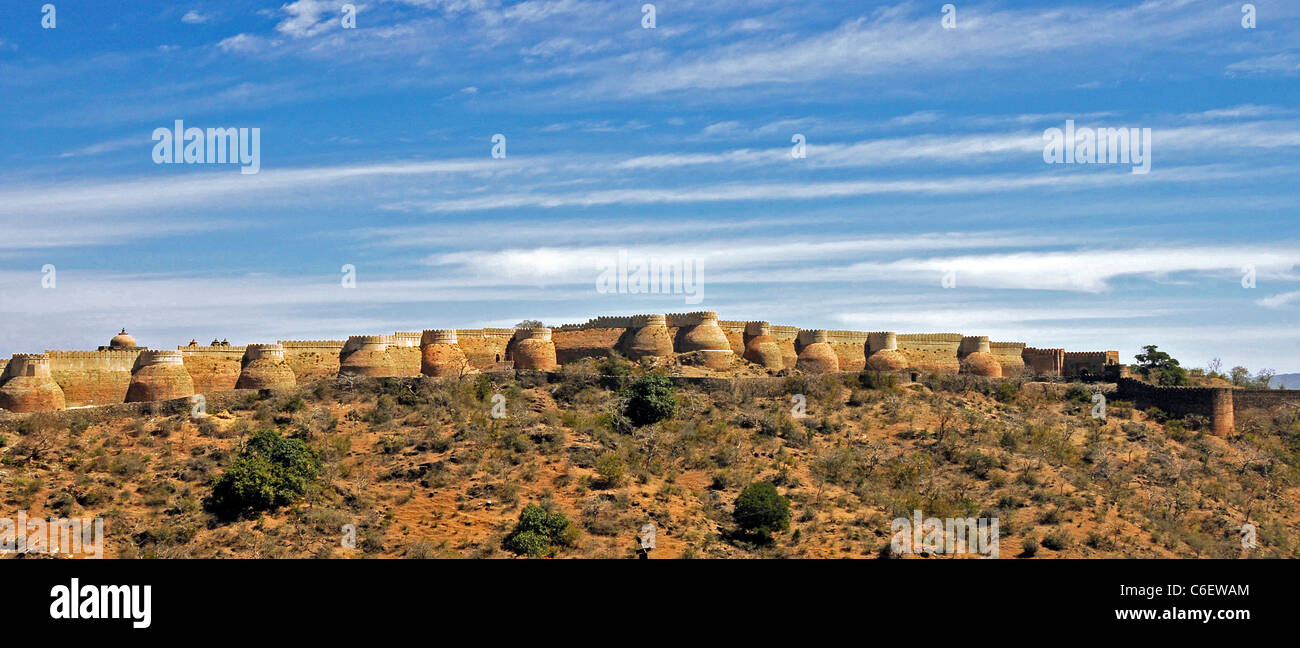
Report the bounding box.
[1,315,1184,411]
[455,329,513,368]
[178,346,245,395]
[1063,351,1120,378]
[1023,347,1064,377]
[896,333,962,374]
[279,340,345,382]
[1115,377,1234,436]
[988,341,1026,377]
[41,350,142,407]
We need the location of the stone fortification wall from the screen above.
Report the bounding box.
[279,340,345,382]
[896,333,962,374]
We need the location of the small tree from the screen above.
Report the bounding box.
[1134,345,1188,386]
[623,373,676,427]
[502,504,578,557]
[208,429,321,519]
[732,482,790,543]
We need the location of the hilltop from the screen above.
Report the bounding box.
[2,361,1298,559]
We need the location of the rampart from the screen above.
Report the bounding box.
[896,333,962,374]
[1024,347,1065,377]
[1063,351,1120,378]
[1115,377,1234,436]
[0,316,1162,412]
[455,328,514,368]
[989,341,1027,377]
[179,345,246,395]
[44,350,143,407]
[278,340,346,382]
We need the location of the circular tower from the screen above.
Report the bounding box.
[620,314,674,360]
[959,336,1003,378]
[126,350,196,402]
[236,344,297,390]
[866,332,909,371]
[795,330,840,374]
[339,335,398,377]
[420,330,470,377]
[511,327,558,371]
[742,322,783,370]
[0,354,67,413]
[675,312,733,369]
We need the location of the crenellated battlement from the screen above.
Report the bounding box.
[1063,351,1119,362]
[824,330,869,344]
[421,329,459,345]
[797,329,831,345]
[244,344,285,361]
[138,350,186,366]
[178,346,247,353]
[898,333,964,343]
[390,332,422,347]
[513,327,552,341]
[278,340,346,348]
[665,311,719,327]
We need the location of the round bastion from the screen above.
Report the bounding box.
[511,327,558,371]
[866,332,909,371]
[795,330,840,374]
[125,350,196,403]
[675,312,733,369]
[339,335,398,377]
[0,354,67,413]
[421,330,470,377]
[742,322,783,370]
[236,344,297,390]
[620,314,674,360]
[959,336,1003,378]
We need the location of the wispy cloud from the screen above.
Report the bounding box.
[1257,290,1300,308]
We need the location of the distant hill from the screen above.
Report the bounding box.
[1274,373,1300,389]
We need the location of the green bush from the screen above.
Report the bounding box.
[1020,537,1039,557]
[596,354,634,378]
[858,370,898,390]
[207,429,320,519]
[1041,530,1070,551]
[623,373,676,427]
[473,374,493,402]
[594,452,626,488]
[733,482,790,541]
[993,381,1019,403]
[502,504,578,557]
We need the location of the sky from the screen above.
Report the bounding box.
[0,0,1297,372]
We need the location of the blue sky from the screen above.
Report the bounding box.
[0,0,1297,372]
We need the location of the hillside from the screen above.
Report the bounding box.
[3,362,1298,559]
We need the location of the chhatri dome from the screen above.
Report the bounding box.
[109,328,138,349]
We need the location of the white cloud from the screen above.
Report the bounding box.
[0,158,521,218]
[276,0,336,38]
[610,2,1230,95]
[57,136,143,158]
[216,33,265,54]
[181,10,210,24]
[1257,290,1300,308]
[384,165,1258,213]
[1226,53,1300,77]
